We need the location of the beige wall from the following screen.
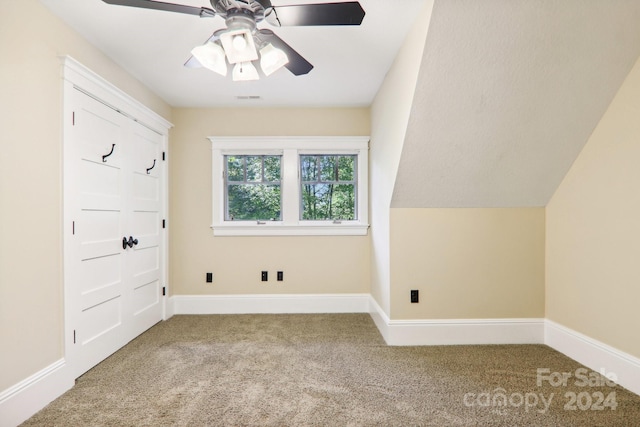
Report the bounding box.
[546,57,640,358]
[0,0,170,391]
[4,0,637,404]
[390,208,545,319]
[369,1,434,316]
[169,108,370,296]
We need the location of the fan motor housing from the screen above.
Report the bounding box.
[225,9,259,31]
[212,0,268,23]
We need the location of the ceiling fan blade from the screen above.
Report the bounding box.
[102,0,216,17]
[184,55,202,68]
[266,2,365,27]
[258,29,313,76]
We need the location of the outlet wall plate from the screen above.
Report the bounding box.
[411,290,419,303]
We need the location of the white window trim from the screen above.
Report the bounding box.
[210,136,369,236]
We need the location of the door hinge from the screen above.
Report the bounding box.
[72,111,75,126]
[73,330,76,344]
[162,151,166,161]
[162,219,166,229]
[162,287,166,296]
[72,221,75,235]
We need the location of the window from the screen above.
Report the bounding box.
[225,155,281,221]
[300,155,357,221]
[210,136,369,236]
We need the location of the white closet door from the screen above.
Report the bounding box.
[66,87,165,378]
[126,121,164,340]
[67,89,129,377]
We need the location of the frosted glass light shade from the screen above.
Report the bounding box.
[220,29,258,64]
[259,43,289,76]
[232,62,260,81]
[191,42,227,76]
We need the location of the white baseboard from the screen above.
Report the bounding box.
[368,297,391,342]
[171,293,371,315]
[385,318,545,346]
[0,359,73,427]
[164,294,175,320]
[368,296,544,346]
[545,319,640,396]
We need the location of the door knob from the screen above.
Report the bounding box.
[122,236,129,250]
[127,236,139,248]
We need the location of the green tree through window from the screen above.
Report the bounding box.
[300,155,357,220]
[225,155,281,220]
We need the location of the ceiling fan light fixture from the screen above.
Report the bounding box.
[190,41,227,76]
[220,29,258,64]
[259,43,289,76]
[232,61,260,82]
[232,34,247,51]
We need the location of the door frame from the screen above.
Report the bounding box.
[62,56,172,378]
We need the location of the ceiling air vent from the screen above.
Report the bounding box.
[236,95,261,100]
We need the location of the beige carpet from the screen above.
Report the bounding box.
[22,314,640,426]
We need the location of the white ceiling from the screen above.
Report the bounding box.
[39,0,425,107]
[392,0,640,208]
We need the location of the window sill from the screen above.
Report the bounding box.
[211,223,369,236]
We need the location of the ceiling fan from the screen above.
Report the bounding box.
[102,0,366,81]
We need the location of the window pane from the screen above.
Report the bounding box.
[225,155,282,221]
[337,156,355,181]
[301,183,356,220]
[226,156,244,181]
[301,183,329,220]
[319,156,337,182]
[246,156,262,182]
[227,184,281,221]
[300,156,317,181]
[332,184,356,220]
[263,156,281,182]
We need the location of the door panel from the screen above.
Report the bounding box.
[81,210,120,242]
[80,295,122,346]
[76,108,123,168]
[132,245,159,275]
[79,162,121,210]
[69,90,128,377]
[132,280,160,315]
[127,122,164,339]
[132,173,159,204]
[132,211,159,236]
[79,254,121,294]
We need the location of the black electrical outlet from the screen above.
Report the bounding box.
[261,271,268,282]
[277,271,283,281]
[206,272,213,283]
[410,290,419,303]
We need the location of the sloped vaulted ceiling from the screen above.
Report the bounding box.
[391,0,640,208]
